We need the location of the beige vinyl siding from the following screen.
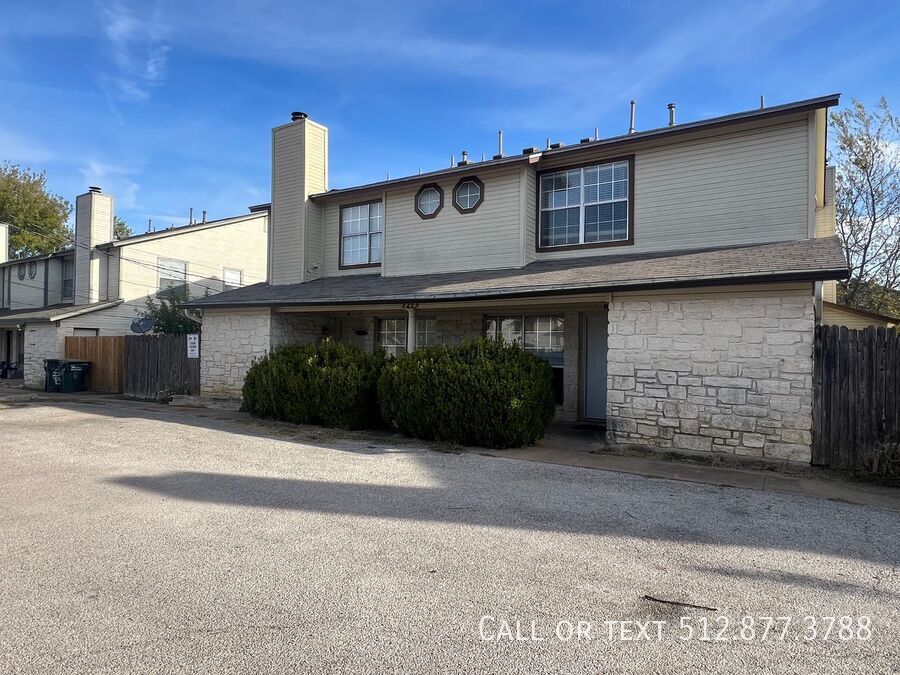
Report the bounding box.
[113,214,268,326]
[536,118,811,260]
[107,250,120,300]
[7,260,46,309]
[74,192,113,304]
[45,257,63,306]
[321,190,386,277]
[270,119,328,285]
[303,123,328,280]
[815,165,836,238]
[523,168,537,264]
[383,166,524,276]
[823,304,896,330]
[270,122,306,285]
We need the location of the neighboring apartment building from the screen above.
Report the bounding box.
[189,94,850,463]
[0,188,268,387]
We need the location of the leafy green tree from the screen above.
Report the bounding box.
[114,215,133,239]
[0,162,71,256]
[138,287,201,335]
[831,98,900,313]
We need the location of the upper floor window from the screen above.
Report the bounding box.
[415,184,443,219]
[62,259,75,300]
[223,267,242,291]
[158,258,188,295]
[17,264,25,281]
[27,262,37,279]
[538,157,631,249]
[341,201,383,268]
[453,177,484,213]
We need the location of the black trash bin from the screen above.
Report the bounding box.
[44,359,91,393]
[44,359,64,392]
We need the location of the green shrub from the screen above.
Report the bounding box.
[378,338,556,448]
[241,339,387,430]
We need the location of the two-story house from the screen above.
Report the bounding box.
[0,188,268,387]
[188,94,849,463]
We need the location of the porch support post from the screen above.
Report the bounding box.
[405,304,417,353]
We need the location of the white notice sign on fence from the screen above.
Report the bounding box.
[186,334,200,359]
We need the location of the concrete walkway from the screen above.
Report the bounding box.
[483,442,900,512]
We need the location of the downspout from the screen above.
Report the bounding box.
[43,260,49,307]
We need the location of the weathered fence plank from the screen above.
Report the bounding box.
[123,334,200,400]
[812,325,900,470]
[64,336,125,393]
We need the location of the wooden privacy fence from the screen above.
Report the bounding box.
[812,325,900,470]
[124,334,200,400]
[64,336,125,393]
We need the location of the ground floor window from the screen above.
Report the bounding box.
[377,317,439,357]
[484,314,565,403]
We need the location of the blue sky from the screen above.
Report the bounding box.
[1,0,898,233]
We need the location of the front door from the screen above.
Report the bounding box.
[582,310,608,420]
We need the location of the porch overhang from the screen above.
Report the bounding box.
[184,237,849,312]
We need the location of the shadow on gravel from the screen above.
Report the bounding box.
[694,565,900,600]
[107,470,900,568]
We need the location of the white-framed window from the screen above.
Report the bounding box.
[158,258,188,295]
[539,159,629,248]
[223,267,242,291]
[341,201,383,267]
[62,259,75,300]
[377,317,439,357]
[484,315,565,366]
[377,317,407,357]
[452,177,484,213]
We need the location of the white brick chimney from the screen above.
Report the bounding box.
[74,186,114,305]
[269,112,328,285]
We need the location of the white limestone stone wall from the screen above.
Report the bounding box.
[23,323,63,387]
[606,290,815,462]
[200,310,272,398]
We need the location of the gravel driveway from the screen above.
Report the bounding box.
[1,399,898,673]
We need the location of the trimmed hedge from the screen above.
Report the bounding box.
[378,338,556,448]
[241,339,386,429]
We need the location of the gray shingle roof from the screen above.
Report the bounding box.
[0,300,123,327]
[185,237,848,309]
[309,94,840,202]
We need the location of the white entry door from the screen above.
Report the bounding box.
[582,310,608,420]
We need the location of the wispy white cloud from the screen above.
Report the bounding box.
[0,129,55,164]
[79,159,141,209]
[99,1,170,101]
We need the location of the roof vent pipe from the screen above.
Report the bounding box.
[545,137,551,150]
[450,155,454,167]
[291,111,308,121]
[201,210,207,223]
[628,100,636,134]
[594,127,599,141]
[189,207,193,224]
[667,103,676,126]
[493,130,504,160]
[759,94,765,109]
